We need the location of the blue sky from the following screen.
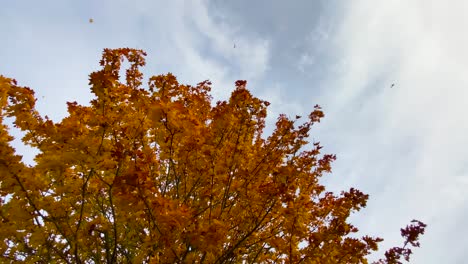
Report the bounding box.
[1,1,467,263]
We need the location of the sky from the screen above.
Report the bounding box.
[1,0,467,263]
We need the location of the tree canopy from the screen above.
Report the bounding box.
[0,48,425,263]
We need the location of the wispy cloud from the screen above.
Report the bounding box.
[308,1,468,262]
[178,1,270,99]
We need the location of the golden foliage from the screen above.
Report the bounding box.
[0,48,425,263]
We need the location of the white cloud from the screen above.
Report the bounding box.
[297,53,315,73]
[296,15,334,74]
[258,83,303,117]
[312,1,468,263]
[182,1,270,91]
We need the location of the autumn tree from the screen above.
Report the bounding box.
[0,48,425,263]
